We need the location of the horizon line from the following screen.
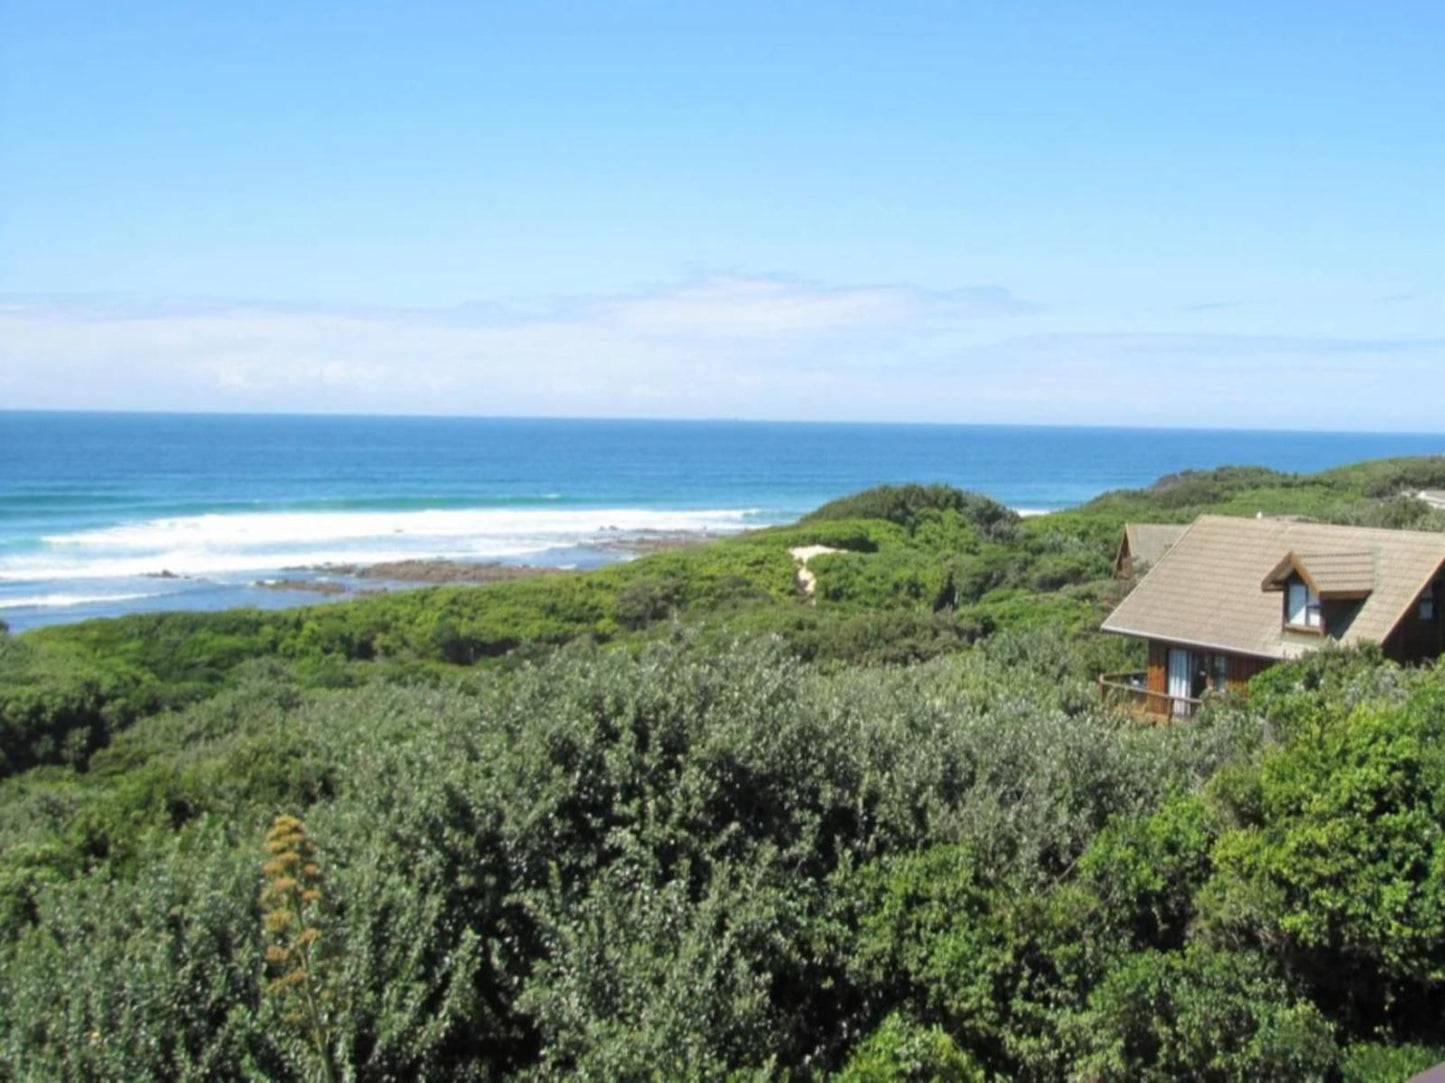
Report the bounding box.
[4,407,1444,442]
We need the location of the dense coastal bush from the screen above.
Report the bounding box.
[4,458,1445,1078]
[5,634,1445,1079]
[803,483,1021,540]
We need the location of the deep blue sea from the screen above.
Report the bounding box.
[3,411,1443,631]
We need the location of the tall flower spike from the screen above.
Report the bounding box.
[259,814,336,1083]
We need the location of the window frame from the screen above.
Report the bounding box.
[1286,577,1324,632]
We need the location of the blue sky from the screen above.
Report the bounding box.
[1,1,1441,428]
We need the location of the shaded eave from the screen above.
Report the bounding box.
[1377,554,1445,646]
[1098,620,1285,661]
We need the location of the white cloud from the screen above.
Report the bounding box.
[917,333,1445,429]
[0,276,1030,414]
[1,279,1440,429]
[588,276,1028,336]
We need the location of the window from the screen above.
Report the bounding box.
[1287,580,1322,629]
[1421,595,1436,621]
[1213,654,1228,693]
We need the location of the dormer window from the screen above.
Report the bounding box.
[1287,579,1322,629]
[1263,550,1374,636]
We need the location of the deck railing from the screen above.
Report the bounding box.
[1097,671,1201,719]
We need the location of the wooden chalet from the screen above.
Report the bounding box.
[1113,523,1188,578]
[1099,515,1445,718]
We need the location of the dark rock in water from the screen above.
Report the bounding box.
[295,559,568,584]
[146,569,181,579]
[293,542,712,588]
[255,578,349,595]
[353,559,566,584]
[590,531,714,555]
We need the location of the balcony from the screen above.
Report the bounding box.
[1097,671,1201,720]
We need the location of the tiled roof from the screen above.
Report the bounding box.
[1102,515,1445,659]
[1121,523,1188,568]
[1264,551,1376,598]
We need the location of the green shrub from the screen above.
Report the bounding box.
[804,484,1019,540]
[1071,945,1338,1082]
[1201,666,1445,1026]
[613,575,686,629]
[837,1013,985,1082]
[1340,1041,1445,1083]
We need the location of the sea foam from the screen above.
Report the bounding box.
[0,591,160,611]
[1,506,757,582]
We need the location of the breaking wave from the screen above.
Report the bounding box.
[0,591,161,611]
[0,506,759,582]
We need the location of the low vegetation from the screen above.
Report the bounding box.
[3,457,1445,1079]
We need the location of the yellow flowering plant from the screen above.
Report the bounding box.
[260,814,337,1083]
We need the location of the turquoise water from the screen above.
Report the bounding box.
[2,411,1442,631]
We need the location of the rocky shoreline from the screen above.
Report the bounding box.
[310,559,568,584]
[257,560,565,595]
[254,578,351,595]
[589,530,716,555]
[253,530,717,597]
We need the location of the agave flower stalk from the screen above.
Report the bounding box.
[260,814,337,1083]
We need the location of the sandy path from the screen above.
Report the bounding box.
[789,545,843,601]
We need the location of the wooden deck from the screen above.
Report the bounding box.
[1097,671,1201,719]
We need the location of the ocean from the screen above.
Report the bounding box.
[3,411,1442,632]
